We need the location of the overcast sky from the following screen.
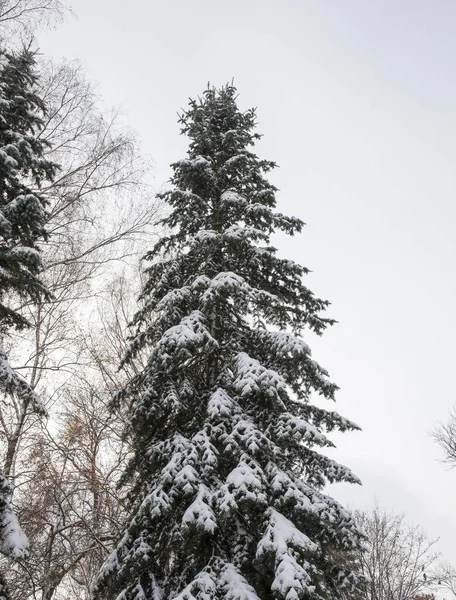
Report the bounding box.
[39,0,456,571]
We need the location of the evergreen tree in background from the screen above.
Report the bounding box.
[95,85,363,600]
[0,47,56,590]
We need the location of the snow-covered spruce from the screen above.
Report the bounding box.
[94,86,363,600]
[0,48,56,411]
[0,48,56,569]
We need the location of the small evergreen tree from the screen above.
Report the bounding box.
[95,86,363,600]
[0,47,56,589]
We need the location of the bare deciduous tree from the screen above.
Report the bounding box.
[432,562,456,598]
[1,57,159,485]
[0,5,159,600]
[0,56,159,600]
[8,384,129,600]
[0,0,66,40]
[433,409,456,469]
[352,507,439,600]
[7,273,142,600]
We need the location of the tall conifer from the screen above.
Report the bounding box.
[0,48,56,403]
[0,48,56,591]
[96,86,363,600]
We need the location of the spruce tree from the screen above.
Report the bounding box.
[0,47,56,407]
[0,47,56,584]
[95,86,363,600]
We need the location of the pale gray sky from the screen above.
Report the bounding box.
[39,0,456,571]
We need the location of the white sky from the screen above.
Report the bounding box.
[39,0,456,572]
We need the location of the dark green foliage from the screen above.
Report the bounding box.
[0,48,56,332]
[0,48,56,581]
[95,86,363,600]
[0,47,56,410]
